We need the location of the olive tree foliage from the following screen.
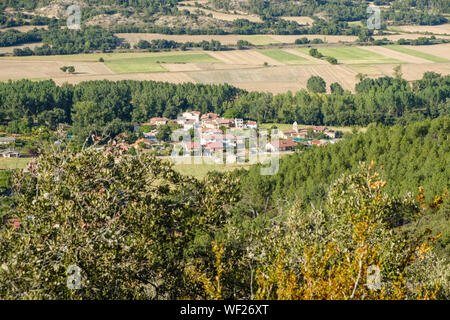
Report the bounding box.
[0,139,239,299]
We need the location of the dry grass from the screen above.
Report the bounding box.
[116,33,242,46]
[402,43,450,60]
[390,24,450,35]
[178,5,262,23]
[280,16,314,25]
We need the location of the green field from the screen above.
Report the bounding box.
[257,49,312,65]
[239,35,280,45]
[0,158,30,170]
[384,45,450,63]
[173,163,250,179]
[297,47,403,64]
[105,53,220,74]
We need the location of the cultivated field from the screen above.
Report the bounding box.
[1,43,449,93]
[298,47,403,64]
[398,43,450,61]
[207,50,283,66]
[389,24,450,35]
[257,49,313,65]
[361,46,432,64]
[187,64,359,93]
[104,53,220,74]
[383,45,450,63]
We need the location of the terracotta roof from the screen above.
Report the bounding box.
[184,142,201,150]
[205,142,223,150]
[271,139,298,148]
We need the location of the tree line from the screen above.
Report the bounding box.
[0,72,449,140]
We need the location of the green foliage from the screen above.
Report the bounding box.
[0,141,239,299]
[239,117,450,213]
[156,124,172,142]
[307,76,326,93]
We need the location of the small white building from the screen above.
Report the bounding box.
[234,118,244,129]
[0,149,20,158]
[182,111,201,122]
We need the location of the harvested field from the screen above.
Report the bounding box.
[0,42,42,54]
[360,46,432,64]
[187,64,359,93]
[282,49,327,64]
[280,16,314,25]
[391,24,450,35]
[104,53,219,74]
[207,50,284,66]
[373,33,450,42]
[374,63,450,81]
[161,63,256,72]
[52,72,196,86]
[0,60,113,80]
[401,43,450,61]
[384,45,449,63]
[257,49,313,65]
[347,64,384,77]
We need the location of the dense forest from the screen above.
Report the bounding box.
[0,117,448,299]
[0,72,448,142]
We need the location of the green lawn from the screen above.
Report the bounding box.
[384,45,450,63]
[257,49,312,65]
[297,47,403,64]
[0,158,31,170]
[173,163,250,179]
[105,53,220,74]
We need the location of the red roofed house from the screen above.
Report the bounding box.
[266,139,298,152]
[150,117,169,126]
[310,139,328,147]
[204,141,223,155]
[131,138,153,149]
[245,120,258,129]
[201,113,219,121]
[183,142,202,152]
[215,118,234,128]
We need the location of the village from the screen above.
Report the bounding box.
[130,111,343,162]
[0,111,343,163]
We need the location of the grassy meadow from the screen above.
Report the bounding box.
[298,47,403,64]
[257,49,311,65]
